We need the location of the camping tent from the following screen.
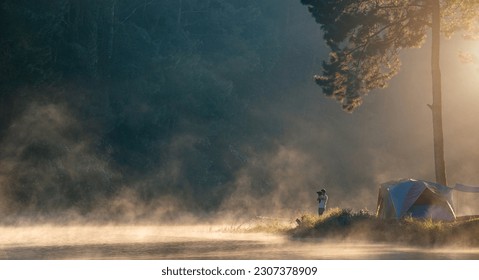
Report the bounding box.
[376,179,456,221]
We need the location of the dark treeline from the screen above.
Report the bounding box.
[0,0,321,220]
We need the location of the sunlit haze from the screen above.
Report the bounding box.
[1,0,479,261]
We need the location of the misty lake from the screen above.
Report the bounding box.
[1,225,479,260]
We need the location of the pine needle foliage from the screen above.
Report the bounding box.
[300,0,479,112]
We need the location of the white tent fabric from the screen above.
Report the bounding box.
[454,183,479,193]
[377,179,456,221]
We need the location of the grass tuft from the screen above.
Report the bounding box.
[226,216,296,234]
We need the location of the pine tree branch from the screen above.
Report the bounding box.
[345,16,410,57]
[376,4,428,10]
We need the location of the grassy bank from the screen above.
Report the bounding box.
[288,208,479,247]
[232,208,479,247]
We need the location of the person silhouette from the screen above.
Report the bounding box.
[317,188,328,216]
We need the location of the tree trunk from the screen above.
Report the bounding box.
[431,0,447,185]
[177,0,183,30]
[107,0,116,60]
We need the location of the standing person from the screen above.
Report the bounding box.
[317,189,328,216]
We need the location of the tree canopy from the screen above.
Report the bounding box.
[301,0,479,112]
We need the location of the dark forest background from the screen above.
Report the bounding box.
[0,0,330,222]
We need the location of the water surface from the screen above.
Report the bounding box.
[1,225,478,259]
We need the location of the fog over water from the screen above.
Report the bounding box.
[2,225,479,259]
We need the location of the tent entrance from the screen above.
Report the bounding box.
[406,188,454,220]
